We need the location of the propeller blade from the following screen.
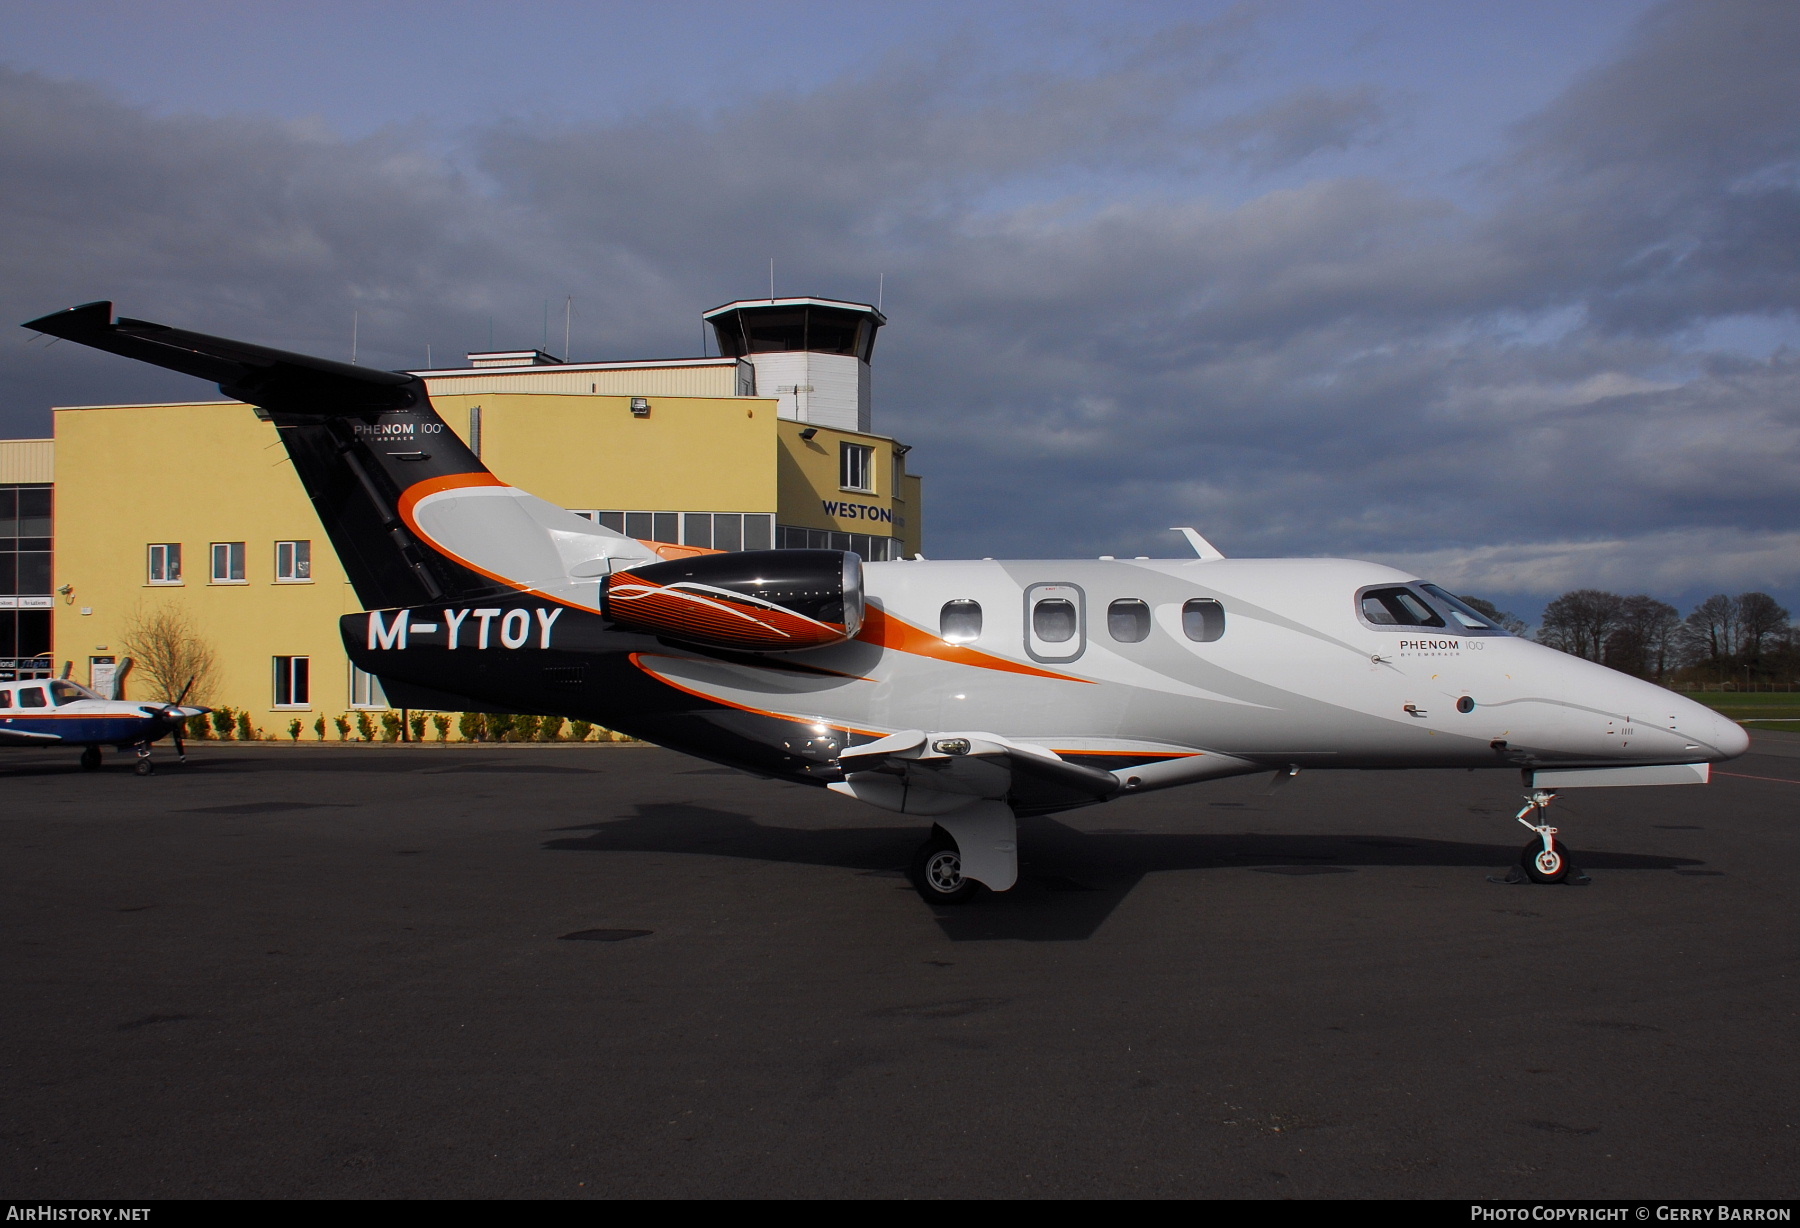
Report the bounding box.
[175,676,196,706]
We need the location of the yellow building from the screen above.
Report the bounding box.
[30,296,924,728]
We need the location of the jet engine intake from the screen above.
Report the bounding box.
[602,549,863,652]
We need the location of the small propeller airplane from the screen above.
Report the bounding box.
[0,665,207,775]
[24,302,1750,898]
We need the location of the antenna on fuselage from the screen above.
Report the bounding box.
[1171,527,1226,560]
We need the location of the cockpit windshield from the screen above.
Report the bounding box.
[1418,584,1511,635]
[48,680,99,705]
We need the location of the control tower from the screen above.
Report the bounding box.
[703,297,885,434]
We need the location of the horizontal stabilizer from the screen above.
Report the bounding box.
[23,301,416,414]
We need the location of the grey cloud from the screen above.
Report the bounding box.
[2,1,1797,616]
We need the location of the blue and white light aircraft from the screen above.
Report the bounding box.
[24,302,1750,897]
[0,673,206,774]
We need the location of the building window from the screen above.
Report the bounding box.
[468,405,482,458]
[273,656,310,707]
[211,542,246,583]
[275,540,312,582]
[349,664,387,710]
[840,443,874,493]
[587,511,775,552]
[148,543,183,584]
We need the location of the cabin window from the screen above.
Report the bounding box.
[1032,598,1078,644]
[840,443,874,493]
[940,600,982,644]
[1182,598,1226,642]
[0,690,11,708]
[275,540,312,582]
[274,656,310,707]
[1107,599,1151,643]
[18,686,47,708]
[147,543,182,585]
[1359,587,1445,629]
[211,542,246,584]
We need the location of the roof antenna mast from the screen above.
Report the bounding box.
[769,258,775,303]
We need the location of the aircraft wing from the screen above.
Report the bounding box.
[830,730,1121,817]
[0,726,62,744]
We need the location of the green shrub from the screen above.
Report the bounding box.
[512,714,539,742]
[287,718,302,742]
[458,712,485,742]
[334,714,351,741]
[313,716,326,740]
[355,711,376,742]
[188,713,210,740]
[409,712,428,741]
[487,713,515,742]
[379,711,402,742]
[567,719,593,742]
[211,707,235,740]
[236,712,254,742]
[432,714,450,741]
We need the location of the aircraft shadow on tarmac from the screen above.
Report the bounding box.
[543,803,1704,942]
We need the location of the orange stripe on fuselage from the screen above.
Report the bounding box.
[855,605,1093,684]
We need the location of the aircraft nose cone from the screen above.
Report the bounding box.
[1710,711,1751,760]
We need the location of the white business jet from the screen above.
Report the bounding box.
[25,302,1748,901]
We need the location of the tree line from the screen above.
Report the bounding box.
[1466,590,1796,684]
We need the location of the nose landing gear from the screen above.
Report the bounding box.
[1507,790,1586,884]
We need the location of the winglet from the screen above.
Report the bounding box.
[1171,527,1226,560]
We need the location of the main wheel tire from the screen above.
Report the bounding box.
[1521,836,1571,884]
[79,747,102,771]
[909,825,982,906]
[132,758,154,777]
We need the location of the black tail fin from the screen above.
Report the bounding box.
[25,301,506,609]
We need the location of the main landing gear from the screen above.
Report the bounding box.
[909,825,982,906]
[1509,790,1585,885]
[79,746,102,772]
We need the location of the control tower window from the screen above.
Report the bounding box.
[708,303,881,362]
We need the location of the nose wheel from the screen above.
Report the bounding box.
[132,742,155,776]
[1513,790,1580,884]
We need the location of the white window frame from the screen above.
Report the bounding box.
[839,443,875,494]
[210,541,247,584]
[349,663,388,710]
[272,655,311,708]
[275,540,312,583]
[147,543,183,585]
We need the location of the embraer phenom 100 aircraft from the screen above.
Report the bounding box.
[26,302,1749,902]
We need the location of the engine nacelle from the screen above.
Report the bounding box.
[602,549,864,652]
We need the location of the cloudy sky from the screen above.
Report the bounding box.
[4,0,1797,621]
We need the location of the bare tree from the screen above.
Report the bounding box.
[1538,589,1624,662]
[1735,592,1791,662]
[1680,594,1738,670]
[1603,595,1681,680]
[118,603,218,704]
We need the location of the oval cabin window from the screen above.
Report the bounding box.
[939,599,983,644]
[1032,598,1078,644]
[1107,599,1151,643]
[1182,598,1225,643]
